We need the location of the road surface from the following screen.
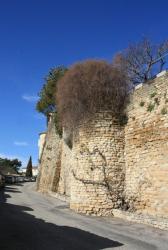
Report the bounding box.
[0,183,168,250]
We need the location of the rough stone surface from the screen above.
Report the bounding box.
[124,72,168,219]
[37,116,72,198]
[37,117,62,193]
[70,112,125,215]
[37,72,168,229]
[57,141,72,196]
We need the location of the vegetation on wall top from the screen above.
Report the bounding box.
[36,66,67,117]
[56,60,130,129]
[36,66,67,136]
[113,38,168,85]
[36,37,168,132]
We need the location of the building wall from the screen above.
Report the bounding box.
[124,72,168,218]
[37,117,62,193]
[20,167,38,177]
[32,168,38,177]
[37,72,168,226]
[57,141,72,196]
[37,116,72,197]
[70,112,125,215]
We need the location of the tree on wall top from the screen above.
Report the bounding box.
[56,60,130,130]
[36,66,68,117]
[113,38,168,85]
[26,156,33,177]
[36,66,68,136]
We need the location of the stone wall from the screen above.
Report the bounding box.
[37,117,62,193]
[56,141,72,196]
[124,71,168,219]
[37,115,72,197]
[37,71,168,228]
[70,112,125,215]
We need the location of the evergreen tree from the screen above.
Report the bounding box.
[36,66,67,136]
[26,156,33,177]
[36,66,67,116]
[0,157,21,173]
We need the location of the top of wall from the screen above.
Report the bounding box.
[128,70,168,111]
[134,70,168,91]
[39,131,47,135]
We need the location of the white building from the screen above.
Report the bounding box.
[38,132,46,161]
[32,166,38,177]
[19,166,39,177]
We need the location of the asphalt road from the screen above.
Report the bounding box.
[0,183,168,250]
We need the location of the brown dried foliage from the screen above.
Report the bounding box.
[56,60,129,129]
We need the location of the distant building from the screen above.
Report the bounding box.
[19,166,39,177]
[38,132,46,161]
[32,166,38,177]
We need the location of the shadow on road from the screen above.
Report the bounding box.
[0,186,123,250]
[4,186,22,193]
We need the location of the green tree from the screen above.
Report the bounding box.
[36,66,68,116]
[36,66,67,137]
[0,157,22,173]
[26,156,33,177]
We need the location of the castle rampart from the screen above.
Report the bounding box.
[37,71,168,229]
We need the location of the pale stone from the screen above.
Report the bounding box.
[37,72,168,229]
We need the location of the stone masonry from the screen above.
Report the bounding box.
[70,112,125,215]
[124,71,168,218]
[37,71,168,229]
[37,115,62,193]
[37,115,72,197]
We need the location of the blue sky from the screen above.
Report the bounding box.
[0,0,168,167]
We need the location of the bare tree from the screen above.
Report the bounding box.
[113,38,168,85]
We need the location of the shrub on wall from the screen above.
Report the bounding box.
[56,60,129,129]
